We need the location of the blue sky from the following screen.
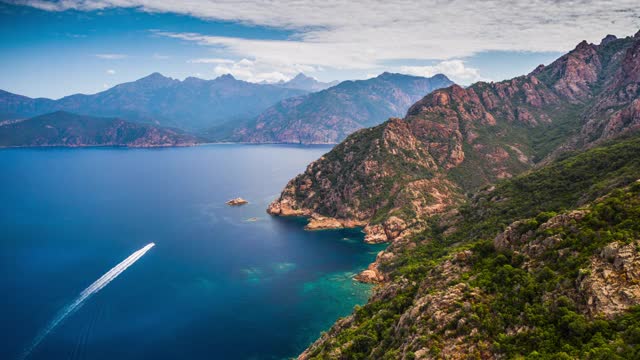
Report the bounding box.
[1,0,639,99]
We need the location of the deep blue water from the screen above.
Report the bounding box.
[0,145,385,360]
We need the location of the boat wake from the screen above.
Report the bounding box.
[21,243,155,359]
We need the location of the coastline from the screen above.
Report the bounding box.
[0,141,338,150]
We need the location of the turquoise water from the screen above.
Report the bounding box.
[0,145,385,360]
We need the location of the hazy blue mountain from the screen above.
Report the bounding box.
[0,89,56,120]
[230,73,454,144]
[267,73,341,92]
[0,111,198,147]
[0,73,307,131]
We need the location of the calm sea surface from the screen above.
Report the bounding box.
[0,145,384,360]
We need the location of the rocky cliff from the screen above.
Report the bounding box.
[269,31,640,244]
[300,133,640,359]
[0,111,198,147]
[232,73,453,144]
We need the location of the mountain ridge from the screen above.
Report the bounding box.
[300,132,640,359]
[284,29,640,359]
[230,72,454,144]
[268,30,640,243]
[0,110,198,147]
[0,73,308,131]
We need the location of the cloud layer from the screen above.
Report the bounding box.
[14,0,640,83]
[95,53,127,60]
[400,60,484,84]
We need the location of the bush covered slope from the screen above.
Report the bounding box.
[301,132,640,359]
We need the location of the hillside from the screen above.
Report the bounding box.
[230,73,453,144]
[268,31,640,243]
[300,132,640,359]
[0,111,198,147]
[0,73,307,131]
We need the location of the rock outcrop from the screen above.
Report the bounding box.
[226,198,249,206]
[269,32,640,246]
[580,241,640,318]
[493,208,640,320]
[300,139,640,359]
[294,30,640,360]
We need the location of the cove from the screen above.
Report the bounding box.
[0,145,385,360]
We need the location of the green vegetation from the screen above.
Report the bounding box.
[471,182,640,358]
[456,132,640,242]
[304,133,640,359]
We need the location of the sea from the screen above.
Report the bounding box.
[0,144,385,360]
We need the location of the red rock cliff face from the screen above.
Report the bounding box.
[269,32,640,244]
[578,32,640,145]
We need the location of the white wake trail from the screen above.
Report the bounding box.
[21,243,155,359]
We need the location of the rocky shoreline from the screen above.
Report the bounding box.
[267,196,420,284]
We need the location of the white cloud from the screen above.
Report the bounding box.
[152,53,170,60]
[106,69,116,75]
[187,58,236,64]
[95,53,127,59]
[16,1,640,80]
[204,58,315,83]
[400,60,484,85]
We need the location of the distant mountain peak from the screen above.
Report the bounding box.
[430,73,451,81]
[375,72,451,85]
[292,73,313,81]
[132,72,177,89]
[376,72,414,79]
[140,72,169,81]
[215,74,236,81]
[273,73,339,92]
[183,76,205,83]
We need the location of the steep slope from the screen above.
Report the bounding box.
[0,111,197,147]
[300,133,640,359]
[0,73,307,131]
[232,73,453,144]
[268,31,640,243]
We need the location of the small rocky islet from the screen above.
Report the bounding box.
[226,197,249,206]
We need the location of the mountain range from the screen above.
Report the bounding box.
[0,72,452,147]
[266,30,640,358]
[269,31,640,242]
[229,73,453,144]
[0,73,307,131]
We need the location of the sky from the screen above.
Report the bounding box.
[1,0,639,99]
